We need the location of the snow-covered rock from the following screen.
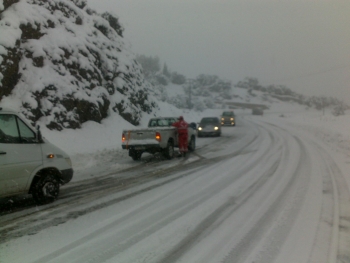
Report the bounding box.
[0,0,157,130]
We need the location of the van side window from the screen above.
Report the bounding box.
[17,118,36,143]
[0,114,20,143]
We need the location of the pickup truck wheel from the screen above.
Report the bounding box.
[32,174,60,205]
[132,154,141,161]
[130,150,142,161]
[163,142,174,160]
[188,136,196,152]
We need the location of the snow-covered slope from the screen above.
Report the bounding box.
[0,0,157,129]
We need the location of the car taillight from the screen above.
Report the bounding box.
[155,132,161,142]
[122,133,126,142]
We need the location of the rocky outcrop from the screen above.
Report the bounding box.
[0,0,157,130]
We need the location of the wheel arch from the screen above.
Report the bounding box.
[167,137,175,146]
[29,167,62,194]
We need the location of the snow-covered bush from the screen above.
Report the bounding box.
[171,72,186,85]
[332,104,346,116]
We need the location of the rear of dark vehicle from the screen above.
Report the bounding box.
[197,117,221,137]
[221,111,236,126]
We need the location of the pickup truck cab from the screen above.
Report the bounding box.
[122,117,196,160]
[0,107,73,205]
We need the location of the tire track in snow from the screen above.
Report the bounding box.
[0,123,259,245]
[310,143,350,263]
[220,127,311,263]
[26,120,281,263]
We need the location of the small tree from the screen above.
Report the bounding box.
[101,12,124,37]
[332,101,346,116]
[171,72,186,85]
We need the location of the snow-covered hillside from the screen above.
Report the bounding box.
[0,0,157,129]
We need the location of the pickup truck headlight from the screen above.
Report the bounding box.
[198,127,202,131]
[214,127,219,130]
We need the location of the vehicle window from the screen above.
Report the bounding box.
[223,112,234,116]
[201,118,218,124]
[17,118,36,143]
[0,114,20,143]
[157,119,167,126]
[168,118,176,125]
[164,119,171,126]
[149,120,157,127]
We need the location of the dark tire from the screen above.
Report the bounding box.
[188,136,196,152]
[130,150,142,161]
[131,153,142,161]
[32,174,60,205]
[163,141,174,160]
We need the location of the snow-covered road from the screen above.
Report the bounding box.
[1,115,350,263]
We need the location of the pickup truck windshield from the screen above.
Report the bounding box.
[149,118,176,127]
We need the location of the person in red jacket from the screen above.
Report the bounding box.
[172,116,189,156]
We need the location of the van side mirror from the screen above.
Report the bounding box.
[36,125,43,142]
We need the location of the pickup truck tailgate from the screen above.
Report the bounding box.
[122,129,159,149]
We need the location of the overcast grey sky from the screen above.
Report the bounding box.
[87,0,350,103]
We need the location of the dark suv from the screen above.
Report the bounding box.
[197,117,221,137]
[221,111,236,126]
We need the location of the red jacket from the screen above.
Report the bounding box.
[172,119,188,134]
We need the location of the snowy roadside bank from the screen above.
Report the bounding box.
[40,104,350,187]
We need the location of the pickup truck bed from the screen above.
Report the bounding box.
[122,117,196,160]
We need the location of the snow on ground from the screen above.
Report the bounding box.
[2,97,350,263]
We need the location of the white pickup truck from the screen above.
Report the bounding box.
[122,117,196,160]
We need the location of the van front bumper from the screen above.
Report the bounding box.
[60,168,73,184]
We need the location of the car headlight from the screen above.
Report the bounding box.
[221,118,224,120]
[214,126,219,130]
[198,127,202,131]
[230,118,234,121]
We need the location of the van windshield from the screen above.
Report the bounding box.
[0,114,36,143]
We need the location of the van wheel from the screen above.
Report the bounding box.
[32,174,60,205]
[188,136,196,152]
[163,142,174,160]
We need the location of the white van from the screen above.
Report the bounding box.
[0,107,73,205]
